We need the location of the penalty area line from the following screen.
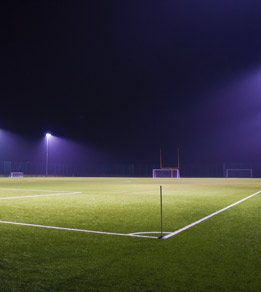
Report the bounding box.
[163,190,261,240]
[0,221,158,239]
[0,192,82,200]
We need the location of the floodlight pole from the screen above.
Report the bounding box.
[178,148,180,169]
[160,149,162,169]
[46,133,51,176]
[46,136,49,176]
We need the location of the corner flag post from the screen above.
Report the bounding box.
[159,186,163,239]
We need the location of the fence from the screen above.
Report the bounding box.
[0,161,260,178]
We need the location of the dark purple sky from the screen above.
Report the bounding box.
[1,1,261,164]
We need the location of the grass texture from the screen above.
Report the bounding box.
[0,177,260,292]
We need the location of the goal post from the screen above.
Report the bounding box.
[153,169,180,179]
[9,172,24,178]
[225,169,253,178]
[153,148,181,178]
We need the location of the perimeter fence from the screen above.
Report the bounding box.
[1,161,261,178]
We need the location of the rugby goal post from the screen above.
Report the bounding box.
[153,149,180,178]
[225,169,253,178]
[9,172,24,178]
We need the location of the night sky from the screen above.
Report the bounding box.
[1,1,261,165]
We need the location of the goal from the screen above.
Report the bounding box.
[225,169,253,178]
[153,169,180,178]
[9,172,24,178]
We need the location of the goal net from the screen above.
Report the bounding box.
[225,169,253,178]
[9,172,24,178]
[153,169,180,178]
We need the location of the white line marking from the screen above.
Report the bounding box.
[0,192,82,200]
[0,221,158,239]
[129,231,172,235]
[163,190,261,240]
[2,190,258,240]
[0,188,70,193]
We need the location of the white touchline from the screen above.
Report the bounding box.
[0,188,72,193]
[0,192,82,200]
[162,190,261,240]
[0,221,158,239]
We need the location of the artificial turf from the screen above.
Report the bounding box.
[0,177,260,292]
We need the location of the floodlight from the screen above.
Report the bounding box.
[46,133,52,138]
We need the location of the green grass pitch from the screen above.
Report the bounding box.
[0,177,260,292]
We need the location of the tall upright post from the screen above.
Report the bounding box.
[160,149,162,169]
[46,133,51,176]
[160,185,163,238]
[178,148,180,169]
